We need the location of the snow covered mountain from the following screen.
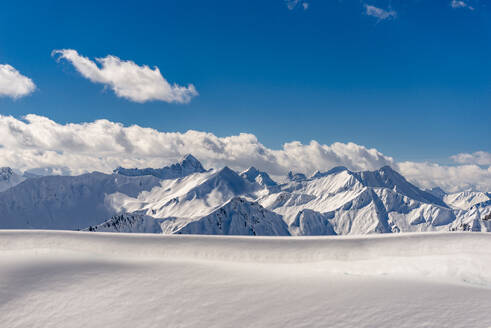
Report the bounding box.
[113,154,206,179]
[0,167,25,192]
[0,155,489,235]
[240,167,277,188]
[89,197,290,236]
[0,172,161,229]
[444,190,490,210]
[427,187,490,210]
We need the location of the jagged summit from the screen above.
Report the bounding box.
[287,171,307,182]
[310,166,348,179]
[195,166,249,196]
[114,154,206,180]
[353,165,447,207]
[240,167,277,187]
[179,154,204,170]
[166,197,290,235]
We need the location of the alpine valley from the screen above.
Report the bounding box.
[1,155,490,235]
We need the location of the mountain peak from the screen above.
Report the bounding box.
[310,166,348,179]
[354,166,447,207]
[114,155,206,180]
[287,171,307,182]
[240,167,277,187]
[180,154,203,167]
[243,166,259,175]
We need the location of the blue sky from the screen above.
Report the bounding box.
[0,0,490,164]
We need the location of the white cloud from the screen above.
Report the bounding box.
[0,114,393,176]
[450,0,474,10]
[0,64,36,99]
[285,0,309,10]
[396,162,491,193]
[52,49,197,104]
[0,114,489,192]
[364,4,397,20]
[451,151,491,166]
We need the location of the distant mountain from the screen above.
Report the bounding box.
[0,167,25,192]
[0,172,161,229]
[113,154,206,179]
[259,166,488,234]
[287,171,307,182]
[91,197,290,236]
[0,155,489,235]
[240,167,277,187]
[353,166,447,207]
[443,190,490,210]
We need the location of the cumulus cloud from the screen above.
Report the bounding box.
[450,0,474,10]
[451,151,491,166]
[52,49,197,103]
[285,0,309,10]
[0,114,393,176]
[364,4,397,20]
[0,64,36,99]
[0,114,489,192]
[396,162,491,193]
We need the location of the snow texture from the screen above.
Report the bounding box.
[0,230,491,328]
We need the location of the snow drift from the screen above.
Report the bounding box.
[1,230,491,285]
[1,230,491,328]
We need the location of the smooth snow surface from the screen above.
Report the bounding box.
[1,231,491,328]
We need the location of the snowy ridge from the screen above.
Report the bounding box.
[85,213,163,233]
[113,154,206,179]
[1,230,491,285]
[240,167,277,187]
[89,197,290,236]
[444,190,490,210]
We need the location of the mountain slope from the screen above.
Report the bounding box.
[0,172,161,229]
[259,166,489,235]
[444,190,490,210]
[166,197,290,235]
[87,197,290,236]
[0,167,25,192]
[113,154,206,179]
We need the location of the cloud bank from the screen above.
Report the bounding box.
[0,64,36,99]
[451,151,491,166]
[0,114,489,192]
[364,4,397,20]
[52,49,197,103]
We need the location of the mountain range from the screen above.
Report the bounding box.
[1,155,490,235]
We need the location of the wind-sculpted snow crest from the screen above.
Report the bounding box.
[1,230,491,286]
